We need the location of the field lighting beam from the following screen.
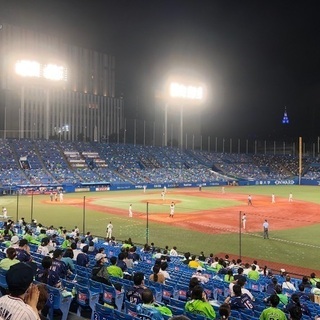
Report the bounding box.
[168,81,204,150]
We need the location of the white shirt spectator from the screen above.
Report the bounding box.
[170,247,178,256]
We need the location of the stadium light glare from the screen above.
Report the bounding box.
[167,80,205,150]
[15,60,41,78]
[43,64,66,81]
[169,82,204,100]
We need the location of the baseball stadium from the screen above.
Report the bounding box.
[1,18,320,320]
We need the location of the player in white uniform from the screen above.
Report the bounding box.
[242,213,247,230]
[129,204,133,218]
[59,191,63,202]
[271,193,275,203]
[2,207,7,218]
[106,221,113,238]
[161,191,165,201]
[169,202,175,218]
[289,193,293,202]
[143,185,146,193]
[248,195,252,206]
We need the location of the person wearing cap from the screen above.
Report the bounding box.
[15,239,32,263]
[126,272,148,304]
[91,253,111,285]
[0,247,20,271]
[9,235,20,249]
[0,262,40,319]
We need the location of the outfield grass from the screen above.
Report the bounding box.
[1,185,320,271]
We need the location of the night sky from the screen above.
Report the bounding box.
[1,0,320,140]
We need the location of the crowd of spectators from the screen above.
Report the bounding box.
[1,217,320,319]
[3,139,320,189]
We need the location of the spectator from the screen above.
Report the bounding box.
[248,265,260,281]
[61,248,75,274]
[185,285,216,319]
[265,285,288,306]
[301,275,312,289]
[188,255,200,269]
[219,303,231,319]
[91,253,111,285]
[225,284,254,310]
[36,237,50,256]
[230,278,255,301]
[310,273,320,286]
[71,242,82,260]
[266,277,278,295]
[15,239,32,263]
[136,288,172,319]
[107,256,123,278]
[170,246,178,256]
[126,272,147,304]
[282,275,296,291]
[51,248,68,279]
[234,267,246,282]
[149,265,165,284]
[36,283,49,320]
[199,251,206,262]
[0,262,40,319]
[224,269,234,283]
[296,284,310,301]
[0,247,19,271]
[117,252,127,272]
[311,282,320,295]
[187,277,200,300]
[36,256,61,288]
[285,293,311,318]
[160,261,171,280]
[260,294,287,320]
[76,245,90,267]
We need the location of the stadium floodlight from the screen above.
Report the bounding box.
[170,82,204,100]
[43,64,67,81]
[168,80,205,150]
[15,60,41,78]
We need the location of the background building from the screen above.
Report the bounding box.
[0,22,124,142]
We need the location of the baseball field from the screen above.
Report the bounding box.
[1,185,320,275]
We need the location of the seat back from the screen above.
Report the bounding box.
[125,301,138,318]
[92,302,114,320]
[185,312,207,320]
[102,283,124,310]
[176,284,188,301]
[89,279,103,294]
[46,285,72,320]
[162,284,175,303]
